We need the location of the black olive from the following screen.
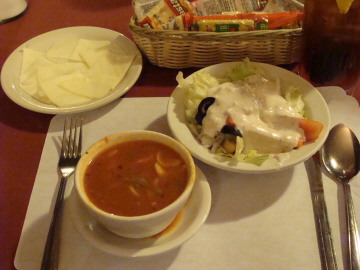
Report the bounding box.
[195,97,215,125]
[221,125,242,137]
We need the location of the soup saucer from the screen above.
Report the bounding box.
[69,166,211,257]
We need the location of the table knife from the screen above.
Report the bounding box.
[304,153,338,270]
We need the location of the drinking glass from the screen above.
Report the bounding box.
[299,0,360,96]
[0,0,27,24]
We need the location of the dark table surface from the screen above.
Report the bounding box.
[1,1,359,269]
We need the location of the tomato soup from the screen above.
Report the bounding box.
[84,140,188,216]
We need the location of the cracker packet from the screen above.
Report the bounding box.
[174,10,303,31]
[135,0,192,30]
[188,0,267,15]
[133,0,162,21]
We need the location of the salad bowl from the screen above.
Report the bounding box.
[167,61,331,173]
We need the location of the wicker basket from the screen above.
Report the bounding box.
[129,4,303,68]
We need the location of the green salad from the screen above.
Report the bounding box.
[176,59,307,166]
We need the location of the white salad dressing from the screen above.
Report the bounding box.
[200,74,305,154]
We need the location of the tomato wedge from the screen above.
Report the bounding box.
[299,118,324,142]
[226,116,236,127]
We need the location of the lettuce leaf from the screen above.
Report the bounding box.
[226,58,257,82]
[177,71,219,122]
[242,150,269,166]
[285,85,305,116]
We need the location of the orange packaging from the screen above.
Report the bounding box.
[174,10,304,31]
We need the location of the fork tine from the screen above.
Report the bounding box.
[61,119,67,158]
[71,119,77,158]
[77,118,83,158]
[61,118,83,158]
[67,118,74,158]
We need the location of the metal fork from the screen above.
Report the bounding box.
[41,118,83,270]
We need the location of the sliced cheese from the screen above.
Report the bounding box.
[45,38,78,60]
[59,74,119,99]
[86,52,135,84]
[69,39,111,62]
[18,38,134,107]
[21,48,45,76]
[79,48,107,67]
[104,42,127,55]
[37,62,89,83]
[19,80,38,96]
[20,55,55,83]
[34,90,52,104]
[20,80,52,104]
[79,41,128,67]
[39,72,93,106]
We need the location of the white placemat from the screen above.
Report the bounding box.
[15,89,360,270]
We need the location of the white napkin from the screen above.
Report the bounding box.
[15,89,360,270]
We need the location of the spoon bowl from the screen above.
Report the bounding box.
[321,123,360,270]
[322,123,360,182]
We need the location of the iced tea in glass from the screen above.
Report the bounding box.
[299,0,360,95]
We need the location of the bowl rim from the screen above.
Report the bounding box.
[75,130,196,221]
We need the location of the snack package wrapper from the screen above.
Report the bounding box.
[174,10,304,31]
[188,0,266,15]
[136,0,192,29]
[133,0,162,21]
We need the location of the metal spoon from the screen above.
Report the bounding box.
[321,123,360,270]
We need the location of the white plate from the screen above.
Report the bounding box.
[167,62,331,174]
[69,166,211,257]
[1,26,142,114]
